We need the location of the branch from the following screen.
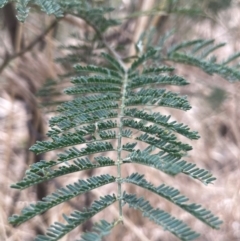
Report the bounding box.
[0,19,59,74]
[68,13,127,72]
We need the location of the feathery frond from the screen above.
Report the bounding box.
[8,45,223,240]
[128,75,189,89]
[16,0,30,22]
[167,52,240,81]
[124,149,216,184]
[123,193,200,241]
[6,5,228,240]
[36,0,63,17]
[139,29,240,82]
[77,220,116,241]
[74,65,122,79]
[11,158,115,190]
[164,38,240,81]
[34,195,117,241]
[9,176,115,226]
[125,173,222,228]
[124,108,199,139]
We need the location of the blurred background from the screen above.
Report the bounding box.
[0,0,240,240]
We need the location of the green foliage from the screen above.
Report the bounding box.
[9,175,115,226]
[170,0,232,16]
[138,30,240,82]
[0,0,8,8]
[125,173,222,228]
[165,39,240,81]
[78,220,115,241]
[123,192,200,241]
[11,158,115,190]
[16,0,31,22]
[4,1,240,241]
[0,0,233,23]
[1,0,64,22]
[0,0,119,24]
[207,0,232,13]
[36,0,63,17]
[33,195,117,241]
[8,44,227,240]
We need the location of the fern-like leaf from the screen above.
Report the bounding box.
[16,0,30,22]
[36,0,63,17]
[139,29,240,82]
[57,142,115,162]
[128,75,189,89]
[124,149,216,184]
[74,65,122,79]
[0,0,8,8]
[168,52,240,81]
[11,158,115,190]
[101,53,125,74]
[56,94,120,112]
[125,173,222,228]
[123,193,200,241]
[163,39,240,81]
[9,176,115,226]
[222,52,240,65]
[126,89,191,110]
[78,220,115,241]
[7,14,226,240]
[142,66,175,75]
[51,109,118,131]
[71,75,122,86]
[124,108,199,139]
[75,6,119,32]
[34,194,117,241]
[122,119,192,152]
[168,39,205,54]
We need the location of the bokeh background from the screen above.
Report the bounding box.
[0,0,240,240]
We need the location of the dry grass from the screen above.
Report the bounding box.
[0,1,240,241]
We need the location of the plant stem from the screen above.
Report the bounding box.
[117,71,128,221]
[0,19,58,74]
[70,13,126,70]
[69,12,128,221]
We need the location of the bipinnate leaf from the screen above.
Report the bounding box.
[34,195,117,241]
[77,220,115,241]
[7,14,227,241]
[11,158,115,189]
[123,193,200,241]
[9,175,116,226]
[125,173,222,229]
[124,149,216,184]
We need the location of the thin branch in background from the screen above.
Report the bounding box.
[0,19,59,74]
[45,17,56,79]
[2,3,21,50]
[15,22,24,52]
[14,23,24,68]
[68,14,126,71]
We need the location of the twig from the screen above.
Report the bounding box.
[69,13,126,72]
[15,23,24,53]
[0,19,59,74]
